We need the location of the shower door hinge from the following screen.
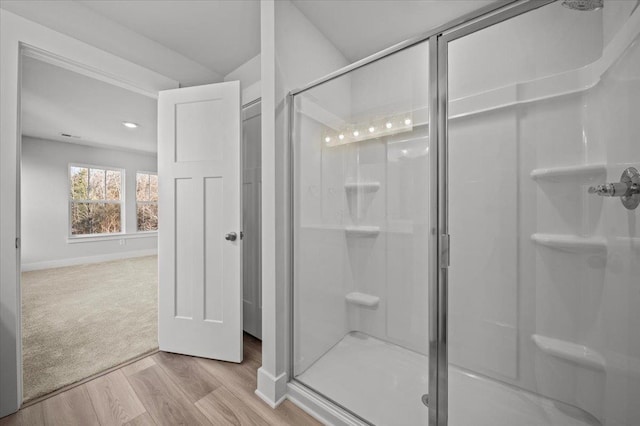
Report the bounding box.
[440,234,450,268]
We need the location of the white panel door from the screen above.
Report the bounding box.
[158,81,242,362]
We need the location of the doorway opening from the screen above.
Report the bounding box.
[19,50,263,404]
[19,52,160,403]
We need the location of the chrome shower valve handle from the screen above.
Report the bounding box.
[588,167,640,210]
[588,183,628,196]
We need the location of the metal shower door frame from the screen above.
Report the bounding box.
[287,1,558,425]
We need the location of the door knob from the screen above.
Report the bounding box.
[225,232,237,241]
[588,167,639,210]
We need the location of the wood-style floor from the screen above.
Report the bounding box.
[0,334,321,426]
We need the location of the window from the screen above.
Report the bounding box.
[136,172,158,231]
[69,165,123,235]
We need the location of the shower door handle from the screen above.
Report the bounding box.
[588,167,639,210]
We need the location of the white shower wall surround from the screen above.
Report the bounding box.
[293,40,431,379]
[291,1,640,425]
[448,4,640,424]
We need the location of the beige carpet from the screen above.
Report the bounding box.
[21,255,158,402]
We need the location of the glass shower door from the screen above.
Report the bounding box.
[444,1,640,425]
[291,41,433,425]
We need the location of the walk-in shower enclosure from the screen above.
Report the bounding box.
[289,1,640,425]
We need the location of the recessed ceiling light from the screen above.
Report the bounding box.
[122,121,139,129]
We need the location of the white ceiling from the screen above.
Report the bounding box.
[7,0,506,154]
[0,0,260,87]
[78,0,260,78]
[293,0,504,62]
[21,55,158,154]
[1,0,504,83]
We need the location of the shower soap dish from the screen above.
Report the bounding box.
[346,292,380,308]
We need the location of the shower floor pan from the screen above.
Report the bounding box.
[296,332,599,426]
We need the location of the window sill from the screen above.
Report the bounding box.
[67,232,158,244]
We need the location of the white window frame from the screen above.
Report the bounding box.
[135,170,158,232]
[68,163,125,238]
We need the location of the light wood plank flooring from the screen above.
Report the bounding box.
[0,334,321,426]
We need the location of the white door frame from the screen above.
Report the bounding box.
[0,10,178,417]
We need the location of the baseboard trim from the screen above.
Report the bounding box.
[287,381,366,426]
[256,367,287,407]
[21,347,159,408]
[21,249,158,272]
[255,388,286,408]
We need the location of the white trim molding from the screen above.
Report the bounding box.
[21,249,158,272]
[20,44,170,99]
[255,367,288,408]
[287,381,366,426]
[67,232,158,244]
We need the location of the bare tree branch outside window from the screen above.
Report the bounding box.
[136,172,158,231]
[69,165,123,235]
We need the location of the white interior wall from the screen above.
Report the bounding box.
[20,137,158,270]
[224,54,261,88]
[283,16,353,376]
[224,53,262,107]
[257,0,350,406]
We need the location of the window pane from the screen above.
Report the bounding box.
[71,202,121,235]
[69,167,88,200]
[136,173,149,201]
[88,169,106,200]
[149,174,158,202]
[137,203,158,231]
[106,170,121,200]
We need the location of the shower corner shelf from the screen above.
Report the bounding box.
[530,164,606,181]
[531,233,607,253]
[532,334,605,371]
[344,181,381,192]
[345,292,380,308]
[345,226,380,237]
